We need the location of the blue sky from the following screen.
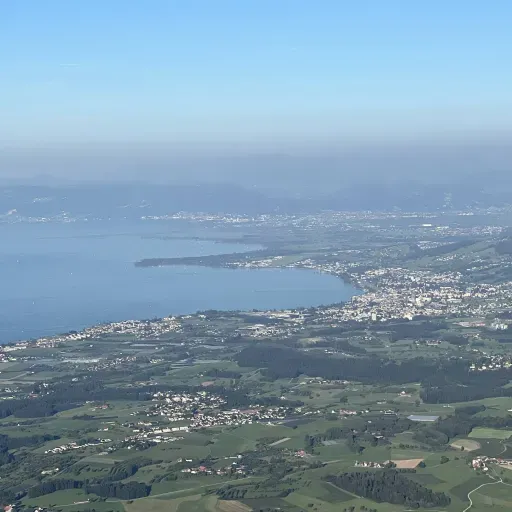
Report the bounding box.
[1,1,512,179]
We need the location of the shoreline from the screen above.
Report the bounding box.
[1,265,359,347]
[134,248,299,268]
[1,222,363,347]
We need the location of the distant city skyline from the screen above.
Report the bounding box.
[1,1,512,183]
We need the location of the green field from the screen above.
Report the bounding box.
[124,494,209,512]
[8,213,512,512]
[469,428,512,440]
[23,489,91,508]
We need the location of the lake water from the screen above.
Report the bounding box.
[0,221,359,343]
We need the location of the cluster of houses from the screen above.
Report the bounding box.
[320,264,508,323]
[145,391,292,431]
[44,438,111,454]
[4,316,182,352]
[189,406,288,429]
[354,461,387,468]
[40,468,60,476]
[220,250,512,326]
[124,433,184,448]
[131,424,188,435]
[471,456,512,471]
[470,354,512,372]
[148,391,228,424]
[339,409,358,417]
[180,457,249,477]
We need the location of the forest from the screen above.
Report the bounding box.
[235,345,512,403]
[325,471,451,508]
[235,345,438,384]
[414,405,512,447]
[28,479,151,500]
[26,459,154,499]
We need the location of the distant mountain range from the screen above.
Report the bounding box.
[0,181,510,219]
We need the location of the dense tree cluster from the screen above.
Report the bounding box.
[311,339,367,355]
[235,345,512,403]
[384,321,447,342]
[0,434,59,466]
[305,416,408,452]
[106,457,154,482]
[86,481,151,499]
[325,471,450,508]
[442,334,469,346]
[0,378,159,419]
[28,479,83,498]
[235,345,437,384]
[305,426,351,447]
[216,487,248,499]
[417,240,476,258]
[495,239,512,255]
[28,478,151,500]
[0,445,14,467]
[202,385,302,409]
[0,434,59,450]
[414,406,512,447]
[204,368,242,379]
[413,429,448,447]
[420,366,512,403]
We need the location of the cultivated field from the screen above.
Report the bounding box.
[216,500,253,512]
[392,458,424,469]
[469,428,512,440]
[450,439,481,451]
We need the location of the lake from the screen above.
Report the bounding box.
[0,220,359,343]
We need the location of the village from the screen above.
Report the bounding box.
[471,455,512,472]
[144,391,293,430]
[44,438,112,455]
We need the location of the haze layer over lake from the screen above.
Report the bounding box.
[0,221,359,343]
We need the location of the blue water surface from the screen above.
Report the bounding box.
[0,220,358,342]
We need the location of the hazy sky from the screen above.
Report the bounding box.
[1,1,512,183]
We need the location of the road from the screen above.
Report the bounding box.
[462,477,503,512]
[124,476,260,501]
[57,477,260,508]
[269,437,291,447]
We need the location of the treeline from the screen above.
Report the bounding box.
[414,406,512,447]
[216,487,249,499]
[87,481,151,499]
[0,434,60,466]
[216,484,295,501]
[312,339,367,355]
[0,433,59,450]
[0,445,14,467]
[28,479,83,498]
[235,345,512,403]
[0,398,73,419]
[384,320,447,342]
[420,366,512,403]
[28,478,151,500]
[325,471,450,508]
[305,426,352,447]
[495,239,512,255]
[305,416,409,451]
[419,240,475,258]
[442,334,469,346]
[204,368,242,379]
[205,385,303,409]
[0,378,160,419]
[239,314,282,325]
[235,345,446,385]
[106,457,154,482]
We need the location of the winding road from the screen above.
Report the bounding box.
[462,478,503,512]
